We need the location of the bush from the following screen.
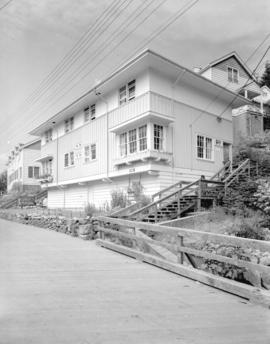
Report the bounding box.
[84,203,98,217]
[128,181,151,207]
[111,189,128,209]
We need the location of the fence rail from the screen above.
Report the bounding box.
[94,216,270,306]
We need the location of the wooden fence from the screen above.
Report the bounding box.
[94,216,270,307]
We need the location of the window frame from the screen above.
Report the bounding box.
[196,134,214,161]
[90,143,96,160]
[227,66,239,84]
[119,79,136,106]
[84,107,90,122]
[90,104,96,120]
[153,124,164,151]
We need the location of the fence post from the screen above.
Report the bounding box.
[197,179,202,211]
[177,235,184,264]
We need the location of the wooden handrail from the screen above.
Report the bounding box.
[110,201,142,217]
[128,180,200,217]
[152,180,190,200]
[210,160,231,181]
[223,159,250,184]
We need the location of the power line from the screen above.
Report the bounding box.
[218,44,270,118]
[26,0,198,123]
[5,0,166,138]
[27,0,160,113]
[0,0,13,11]
[21,0,128,108]
[190,34,270,126]
[5,0,198,140]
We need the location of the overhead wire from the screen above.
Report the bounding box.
[5,0,169,138]
[5,0,199,141]
[25,0,198,123]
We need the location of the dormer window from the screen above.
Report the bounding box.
[228,67,238,83]
[119,79,136,105]
[65,117,74,133]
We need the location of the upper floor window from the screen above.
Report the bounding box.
[84,107,90,122]
[154,124,163,151]
[139,125,147,151]
[128,129,137,154]
[197,135,213,160]
[65,117,74,133]
[120,132,127,157]
[45,129,52,143]
[119,79,136,105]
[90,104,96,120]
[64,153,69,167]
[228,67,238,83]
[84,144,97,162]
[70,151,74,166]
[91,144,96,160]
[28,166,40,178]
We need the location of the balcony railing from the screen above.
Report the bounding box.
[114,149,172,166]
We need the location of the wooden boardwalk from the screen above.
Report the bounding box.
[0,219,269,344]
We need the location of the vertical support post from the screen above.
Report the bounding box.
[177,190,180,216]
[197,179,202,211]
[177,235,184,264]
[154,204,157,223]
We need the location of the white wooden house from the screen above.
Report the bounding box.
[199,51,265,143]
[6,139,41,193]
[30,50,250,209]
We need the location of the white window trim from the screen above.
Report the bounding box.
[196,134,214,162]
[64,151,75,168]
[119,79,136,106]
[83,143,97,163]
[119,124,148,157]
[227,66,239,84]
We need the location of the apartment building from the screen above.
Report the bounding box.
[6,139,41,193]
[30,49,250,209]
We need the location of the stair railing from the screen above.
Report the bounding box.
[128,180,200,221]
[223,158,250,194]
[151,180,190,202]
[209,160,231,181]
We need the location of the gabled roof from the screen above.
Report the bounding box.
[200,51,257,82]
[30,49,251,136]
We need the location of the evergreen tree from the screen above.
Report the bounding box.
[260,61,270,87]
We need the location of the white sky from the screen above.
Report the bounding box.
[0,0,269,171]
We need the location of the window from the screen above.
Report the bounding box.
[34,167,40,178]
[64,153,69,167]
[28,166,33,178]
[84,145,90,163]
[45,129,52,143]
[91,144,96,160]
[90,104,96,120]
[119,80,136,105]
[65,117,74,133]
[139,125,147,151]
[128,79,136,100]
[70,151,74,166]
[120,132,127,157]
[228,67,238,83]
[129,129,137,154]
[43,160,52,175]
[119,85,127,105]
[197,135,213,160]
[84,107,90,122]
[154,124,163,151]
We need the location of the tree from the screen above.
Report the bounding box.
[0,170,7,195]
[259,61,270,88]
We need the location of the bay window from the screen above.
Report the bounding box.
[129,129,137,154]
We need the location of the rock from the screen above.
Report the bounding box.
[261,272,270,290]
[243,270,262,287]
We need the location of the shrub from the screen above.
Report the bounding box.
[129,181,151,206]
[111,189,128,209]
[84,203,98,217]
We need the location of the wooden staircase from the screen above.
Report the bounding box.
[112,160,252,224]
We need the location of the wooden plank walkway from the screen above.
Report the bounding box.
[0,218,269,344]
